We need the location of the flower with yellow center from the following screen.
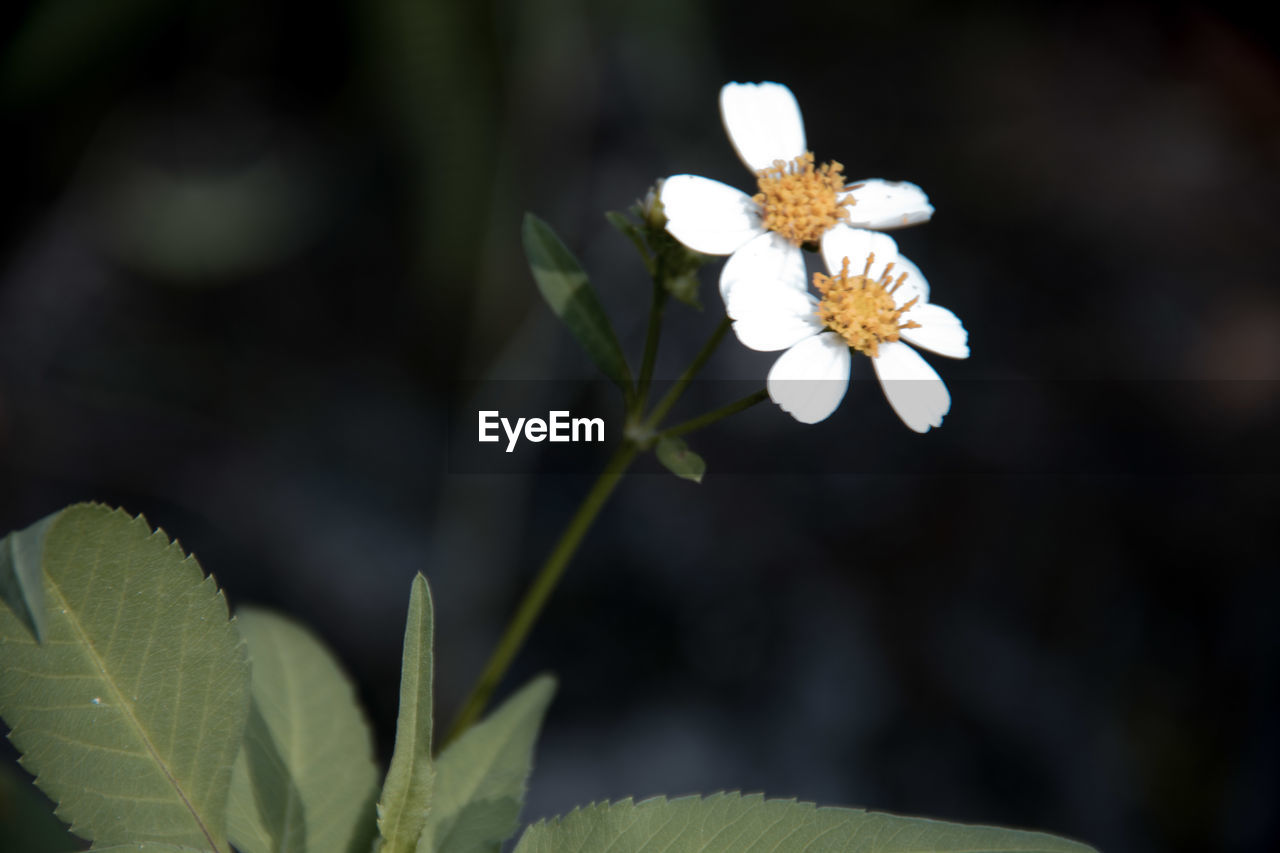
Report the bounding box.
[814,254,921,359]
[722,228,969,430]
[660,82,935,300]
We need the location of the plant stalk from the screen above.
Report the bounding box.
[443,439,639,744]
[659,388,768,439]
[644,315,732,430]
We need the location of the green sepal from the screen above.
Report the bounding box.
[605,210,650,268]
[607,199,706,310]
[661,267,702,309]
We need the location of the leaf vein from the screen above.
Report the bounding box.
[44,531,226,853]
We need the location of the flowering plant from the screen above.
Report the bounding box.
[0,83,1094,853]
[661,82,966,429]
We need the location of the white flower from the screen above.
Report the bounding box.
[725,226,969,431]
[659,82,934,294]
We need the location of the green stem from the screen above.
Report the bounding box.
[644,315,732,430]
[446,314,739,744]
[659,388,768,439]
[444,440,639,744]
[635,285,668,410]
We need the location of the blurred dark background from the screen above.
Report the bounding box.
[2,1,1278,852]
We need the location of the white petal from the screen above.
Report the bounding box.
[767,332,851,424]
[820,226,899,280]
[661,174,763,255]
[900,303,969,359]
[719,82,807,173]
[732,298,824,352]
[721,234,821,351]
[719,230,808,304]
[871,341,951,433]
[887,252,929,306]
[843,179,934,230]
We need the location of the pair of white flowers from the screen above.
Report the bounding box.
[659,82,968,431]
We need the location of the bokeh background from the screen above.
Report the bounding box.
[2,1,1278,852]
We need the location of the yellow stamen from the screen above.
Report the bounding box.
[753,152,854,247]
[815,253,921,358]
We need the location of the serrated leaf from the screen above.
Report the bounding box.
[0,757,79,852]
[90,846,209,852]
[655,436,705,483]
[0,511,54,642]
[375,575,436,853]
[417,676,555,853]
[0,503,250,852]
[523,213,633,395]
[513,792,1098,853]
[226,609,379,853]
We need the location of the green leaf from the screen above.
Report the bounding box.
[0,511,54,642]
[0,757,79,852]
[417,676,555,853]
[375,574,436,853]
[226,609,379,853]
[513,793,1098,853]
[90,846,209,852]
[523,213,634,394]
[655,436,705,483]
[0,503,250,852]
